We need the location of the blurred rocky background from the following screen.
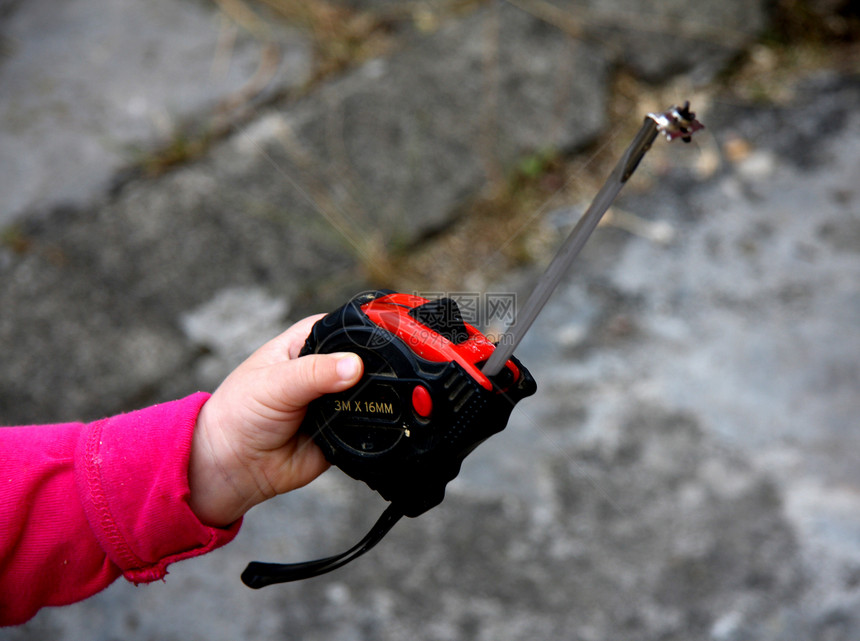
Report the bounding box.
[1,0,859,639]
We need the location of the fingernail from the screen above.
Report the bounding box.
[335,353,361,380]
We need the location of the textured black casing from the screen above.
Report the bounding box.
[299,290,536,517]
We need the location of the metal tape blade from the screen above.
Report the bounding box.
[482,103,704,377]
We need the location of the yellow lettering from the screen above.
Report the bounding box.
[334,399,395,415]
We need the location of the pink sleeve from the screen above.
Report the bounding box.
[0,393,241,626]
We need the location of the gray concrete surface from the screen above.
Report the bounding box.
[2,0,859,639]
[0,0,311,226]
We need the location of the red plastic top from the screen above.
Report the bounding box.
[361,292,518,391]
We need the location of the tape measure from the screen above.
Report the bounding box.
[241,103,704,588]
[242,290,535,587]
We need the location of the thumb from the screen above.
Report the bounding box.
[267,352,364,413]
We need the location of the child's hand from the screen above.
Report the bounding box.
[188,315,363,527]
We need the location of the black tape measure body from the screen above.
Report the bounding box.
[241,290,535,587]
[300,290,536,517]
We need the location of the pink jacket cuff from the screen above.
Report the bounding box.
[74,392,241,584]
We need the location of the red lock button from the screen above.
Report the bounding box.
[411,385,433,418]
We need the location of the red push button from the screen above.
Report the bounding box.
[412,385,433,418]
